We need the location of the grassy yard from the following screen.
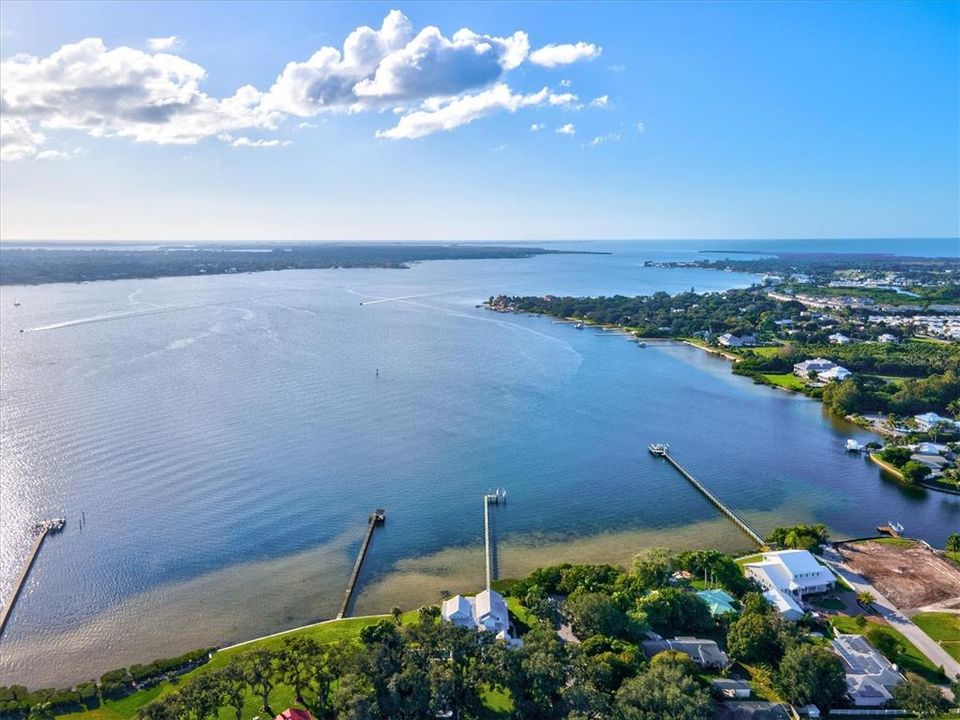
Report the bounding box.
[811,596,845,611]
[56,613,411,720]
[759,373,806,391]
[746,346,783,358]
[913,613,960,662]
[830,616,943,683]
[869,537,917,548]
[734,553,764,568]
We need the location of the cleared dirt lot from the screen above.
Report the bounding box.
[836,540,960,612]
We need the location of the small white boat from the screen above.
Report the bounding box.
[845,439,864,453]
[575,322,584,329]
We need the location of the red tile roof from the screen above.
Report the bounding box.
[275,710,313,720]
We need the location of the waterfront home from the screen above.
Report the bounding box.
[817,365,852,382]
[912,441,949,455]
[745,550,835,619]
[760,587,804,621]
[910,453,950,475]
[831,634,903,707]
[696,589,739,617]
[793,358,836,378]
[641,636,729,668]
[711,678,752,699]
[828,333,852,344]
[441,588,516,642]
[717,333,756,348]
[877,333,898,343]
[914,412,960,432]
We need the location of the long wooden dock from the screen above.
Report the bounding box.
[483,489,506,589]
[649,444,764,546]
[0,519,65,640]
[337,509,385,620]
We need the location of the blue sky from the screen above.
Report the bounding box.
[0,1,957,241]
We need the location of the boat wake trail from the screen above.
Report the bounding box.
[348,288,473,305]
[26,305,204,332]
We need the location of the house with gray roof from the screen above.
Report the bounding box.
[641,636,729,668]
[831,634,904,707]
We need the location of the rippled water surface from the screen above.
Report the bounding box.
[1,241,957,686]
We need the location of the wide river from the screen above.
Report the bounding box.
[1,240,957,686]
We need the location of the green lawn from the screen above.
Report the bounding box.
[830,616,943,683]
[869,537,917,548]
[913,613,960,662]
[734,553,764,568]
[746,346,783,358]
[506,596,536,634]
[56,613,409,720]
[811,597,845,611]
[759,373,807,391]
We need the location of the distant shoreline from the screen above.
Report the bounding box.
[0,243,609,287]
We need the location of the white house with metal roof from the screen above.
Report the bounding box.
[441,588,515,642]
[745,550,835,619]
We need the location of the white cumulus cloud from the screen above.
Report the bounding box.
[529,42,601,67]
[556,123,576,135]
[0,10,603,158]
[548,92,579,107]
[0,37,279,155]
[0,116,46,161]
[590,94,609,108]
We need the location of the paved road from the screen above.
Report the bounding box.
[821,546,960,683]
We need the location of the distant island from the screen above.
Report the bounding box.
[0,243,600,286]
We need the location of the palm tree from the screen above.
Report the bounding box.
[857,590,875,609]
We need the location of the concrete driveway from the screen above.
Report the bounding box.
[821,545,960,683]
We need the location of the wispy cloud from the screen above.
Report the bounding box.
[148,35,181,51]
[530,123,545,132]
[587,132,620,147]
[556,123,576,136]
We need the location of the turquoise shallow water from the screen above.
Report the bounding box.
[0,240,957,686]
